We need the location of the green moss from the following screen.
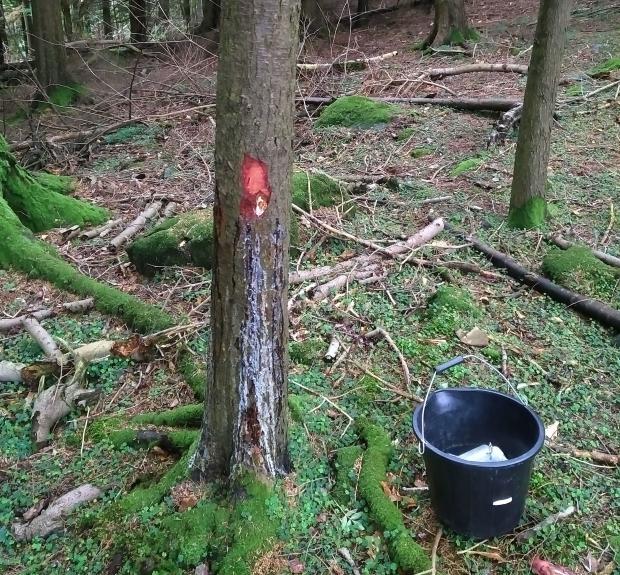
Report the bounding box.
[127,210,214,276]
[333,444,363,504]
[0,136,108,233]
[410,146,434,158]
[450,155,484,176]
[291,171,348,211]
[132,404,204,427]
[425,285,480,336]
[289,338,325,365]
[396,127,415,141]
[356,420,430,573]
[589,57,620,78]
[542,246,620,301]
[103,123,163,145]
[288,394,305,423]
[178,352,206,401]
[508,196,547,229]
[32,172,77,195]
[315,96,396,129]
[50,84,87,107]
[215,475,279,575]
[447,27,480,45]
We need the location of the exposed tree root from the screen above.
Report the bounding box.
[12,484,102,541]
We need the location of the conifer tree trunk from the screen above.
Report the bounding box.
[31,0,73,94]
[129,0,147,42]
[181,0,190,30]
[102,0,113,37]
[0,0,8,65]
[508,0,572,228]
[192,0,299,480]
[425,0,470,47]
[193,0,219,33]
[60,0,73,40]
[21,0,33,56]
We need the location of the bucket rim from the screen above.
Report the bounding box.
[412,388,545,468]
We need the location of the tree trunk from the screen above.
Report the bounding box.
[426,0,469,47]
[129,0,147,43]
[354,0,369,27]
[31,0,73,94]
[508,0,572,229]
[102,0,113,37]
[156,0,170,21]
[0,0,8,65]
[60,0,73,41]
[181,0,190,30]
[22,0,33,56]
[192,0,299,480]
[193,0,219,34]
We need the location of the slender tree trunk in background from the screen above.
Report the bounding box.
[193,0,219,33]
[31,0,73,94]
[60,0,73,41]
[21,0,33,56]
[182,0,190,30]
[102,0,113,37]
[354,0,369,27]
[129,0,147,42]
[0,0,8,65]
[425,0,470,47]
[509,0,572,229]
[157,0,170,21]
[192,0,299,480]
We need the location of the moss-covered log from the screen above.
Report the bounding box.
[0,136,174,334]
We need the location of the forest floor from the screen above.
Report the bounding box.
[1,0,619,574]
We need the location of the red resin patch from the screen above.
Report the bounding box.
[240,154,272,219]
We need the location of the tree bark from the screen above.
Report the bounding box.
[181,0,191,30]
[192,0,299,480]
[354,0,369,27]
[129,0,147,43]
[22,0,33,56]
[0,0,8,65]
[60,0,73,41]
[426,0,469,47]
[102,0,113,37]
[508,0,572,229]
[31,0,73,93]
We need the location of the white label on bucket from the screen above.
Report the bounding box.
[493,497,513,506]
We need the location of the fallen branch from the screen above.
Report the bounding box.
[428,62,528,80]
[297,51,398,71]
[21,316,64,364]
[79,219,123,240]
[0,298,94,332]
[487,104,523,147]
[366,328,411,390]
[108,201,163,252]
[300,96,521,112]
[324,336,341,361]
[0,361,26,382]
[551,445,618,466]
[548,235,620,269]
[12,484,102,541]
[461,231,620,330]
[516,505,576,543]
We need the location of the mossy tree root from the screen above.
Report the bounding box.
[132,403,204,427]
[333,445,363,504]
[356,420,430,573]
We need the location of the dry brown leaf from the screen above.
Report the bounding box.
[288,558,305,573]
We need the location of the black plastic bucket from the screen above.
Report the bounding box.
[412,380,544,539]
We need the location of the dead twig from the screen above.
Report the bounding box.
[365,328,411,390]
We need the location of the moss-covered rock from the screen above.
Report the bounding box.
[291,171,348,211]
[508,196,547,229]
[356,420,430,573]
[542,246,620,301]
[315,96,396,129]
[127,210,215,276]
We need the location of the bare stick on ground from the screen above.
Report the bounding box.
[21,316,64,364]
[516,505,576,542]
[0,298,94,332]
[12,484,102,541]
[366,328,412,390]
[551,445,619,466]
[0,361,26,382]
[428,63,528,79]
[79,219,123,240]
[298,51,398,71]
[108,200,163,252]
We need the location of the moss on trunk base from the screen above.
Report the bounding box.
[508,196,547,229]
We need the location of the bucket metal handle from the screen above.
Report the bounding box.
[418,354,526,455]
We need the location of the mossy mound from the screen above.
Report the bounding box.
[424,285,481,336]
[589,57,620,78]
[410,146,434,158]
[127,210,215,276]
[396,127,415,141]
[132,403,204,427]
[315,96,396,129]
[289,337,325,366]
[333,444,363,504]
[48,83,88,107]
[451,156,484,176]
[542,246,620,301]
[32,171,77,195]
[356,421,430,573]
[291,171,348,211]
[104,123,163,145]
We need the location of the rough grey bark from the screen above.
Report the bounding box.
[102,0,113,37]
[508,0,572,229]
[129,0,147,42]
[31,0,73,93]
[192,0,299,480]
[426,0,468,47]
